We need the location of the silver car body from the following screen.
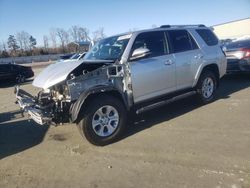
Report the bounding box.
[16,25,227,125]
[119,27,226,103]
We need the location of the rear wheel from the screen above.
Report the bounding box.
[196,70,217,104]
[77,95,127,146]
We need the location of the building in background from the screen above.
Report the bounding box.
[212,18,250,40]
[67,41,91,53]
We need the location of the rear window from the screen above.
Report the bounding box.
[196,29,218,46]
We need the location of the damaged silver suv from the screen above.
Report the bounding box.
[15,25,227,146]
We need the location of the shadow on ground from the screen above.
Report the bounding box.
[0,110,24,123]
[0,112,49,159]
[120,74,250,143]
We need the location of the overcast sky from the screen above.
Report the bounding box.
[0,0,249,46]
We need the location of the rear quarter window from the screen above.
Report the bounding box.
[196,29,218,46]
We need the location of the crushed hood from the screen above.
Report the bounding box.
[33,59,113,89]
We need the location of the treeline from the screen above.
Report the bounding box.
[0,26,105,58]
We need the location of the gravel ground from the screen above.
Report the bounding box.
[0,67,250,188]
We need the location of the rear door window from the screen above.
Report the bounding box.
[167,30,197,53]
[196,29,218,46]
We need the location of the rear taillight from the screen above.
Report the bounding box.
[241,48,250,59]
[230,48,250,59]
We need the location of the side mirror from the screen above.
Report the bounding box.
[130,48,150,61]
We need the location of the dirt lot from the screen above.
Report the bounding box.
[0,67,250,188]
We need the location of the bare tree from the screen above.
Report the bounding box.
[1,41,7,52]
[78,27,90,41]
[92,27,105,42]
[56,28,65,48]
[50,28,57,48]
[3,42,7,52]
[64,30,70,45]
[43,35,49,49]
[23,32,30,51]
[16,32,24,50]
[0,42,2,54]
[70,25,90,42]
[15,31,30,51]
[0,41,9,57]
[70,25,79,41]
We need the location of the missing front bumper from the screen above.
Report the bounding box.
[15,86,52,125]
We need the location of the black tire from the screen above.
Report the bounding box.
[196,70,217,104]
[16,74,25,83]
[77,95,127,146]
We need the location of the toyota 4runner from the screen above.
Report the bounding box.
[15,25,227,146]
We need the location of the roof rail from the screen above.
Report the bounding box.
[160,24,205,28]
[160,25,171,28]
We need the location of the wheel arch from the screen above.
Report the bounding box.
[193,63,220,88]
[70,85,129,123]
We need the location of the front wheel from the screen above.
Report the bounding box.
[196,70,217,104]
[77,95,127,146]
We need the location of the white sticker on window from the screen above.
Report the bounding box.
[117,34,132,41]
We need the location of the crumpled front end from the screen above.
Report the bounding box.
[15,86,53,125]
[14,60,133,126]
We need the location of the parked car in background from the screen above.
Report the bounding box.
[220,39,233,46]
[67,53,86,61]
[60,53,75,60]
[0,63,34,83]
[225,39,250,73]
[59,53,86,63]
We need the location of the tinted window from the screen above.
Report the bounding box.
[196,29,218,46]
[226,39,250,49]
[131,31,167,58]
[168,30,196,53]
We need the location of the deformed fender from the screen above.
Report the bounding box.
[70,85,129,123]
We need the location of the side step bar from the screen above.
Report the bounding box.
[136,91,196,114]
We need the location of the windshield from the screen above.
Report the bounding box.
[84,34,131,61]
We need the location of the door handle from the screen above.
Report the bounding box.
[194,54,203,59]
[164,59,174,65]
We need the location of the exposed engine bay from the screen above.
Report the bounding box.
[15,60,133,125]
